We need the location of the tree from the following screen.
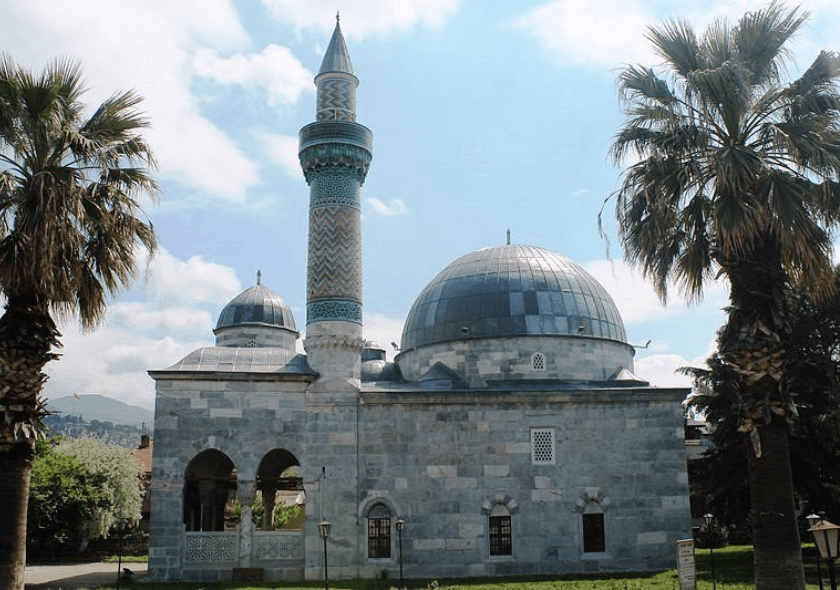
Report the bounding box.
[0,55,157,589]
[687,276,840,540]
[609,4,840,588]
[58,438,143,546]
[27,439,110,557]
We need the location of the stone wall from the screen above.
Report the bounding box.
[353,388,691,578]
[148,368,690,581]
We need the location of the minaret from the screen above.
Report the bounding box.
[299,15,372,389]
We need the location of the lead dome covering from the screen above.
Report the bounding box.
[400,244,626,350]
[216,282,296,331]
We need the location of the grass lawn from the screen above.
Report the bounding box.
[97,545,828,589]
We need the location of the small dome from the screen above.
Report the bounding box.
[214,273,299,350]
[216,280,296,332]
[401,244,626,350]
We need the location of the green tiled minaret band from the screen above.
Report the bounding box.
[307,299,362,323]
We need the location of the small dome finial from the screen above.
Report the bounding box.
[336,10,340,24]
[506,229,511,245]
[257,269,262,285]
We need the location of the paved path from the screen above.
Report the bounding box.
[24,562,147,589]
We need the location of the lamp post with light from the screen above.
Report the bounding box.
[318,519,331,590]
[809,514,826,590]
[704,513,717,590]
[395,518,405,590]
[809,519,840,590]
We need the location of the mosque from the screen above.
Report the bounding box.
[147,19,691,583]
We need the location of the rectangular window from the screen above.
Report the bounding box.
[531,427,555,464]
[489,515,512,556]
[368,517,391,558]
[583,513,605,553]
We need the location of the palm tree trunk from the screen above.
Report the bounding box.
[749,418,805,590]
[0,301,59,590]
[0,443,34,590]
[721,243,805,590]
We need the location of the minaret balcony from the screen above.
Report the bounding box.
[299,121,373,152]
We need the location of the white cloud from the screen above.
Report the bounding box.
[1,0,266,205]
[366,197,408,217]
[194,45,313,107]
[261,0,461,39]
[634,353,694,388]
[513,0,656,69]
[253,132,304,178]
[585,258,728,325]
[634,336,717,389]
[514,0,840,71]
[145,249,242,306]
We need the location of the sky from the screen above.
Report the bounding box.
[1,0,839,411]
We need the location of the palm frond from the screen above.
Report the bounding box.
[646,19,699,76]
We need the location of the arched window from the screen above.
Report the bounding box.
[489,504,512,556]
[531,351,546,372]
[582,502,606,553]
[367,504,391,558]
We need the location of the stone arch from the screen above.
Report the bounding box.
[576,488,609,553]
[255,449,304,530]
[183,449,237,532]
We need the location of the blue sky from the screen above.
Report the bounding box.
[2,0,838,410]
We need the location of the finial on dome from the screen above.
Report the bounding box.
[257,269,262,285]
[336,10,340,23]
[506,229,511,245]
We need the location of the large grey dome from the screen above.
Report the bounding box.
[401,244,626,351]
[216,282,296,331]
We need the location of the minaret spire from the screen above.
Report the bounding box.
[299,18,372,388]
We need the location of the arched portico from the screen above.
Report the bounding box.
[183,449,237,532]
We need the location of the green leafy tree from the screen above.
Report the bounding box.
[609,4,840,588]
[58,438,143,545]
[27,439,110,557]
[0,55,157,589]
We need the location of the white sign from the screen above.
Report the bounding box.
[676,538,696,590]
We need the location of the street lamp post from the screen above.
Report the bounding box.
[809,519,840,590]
[704,513,717,590]
[395,518,405,590]
[809,513,826,590]
[318,519,332,590]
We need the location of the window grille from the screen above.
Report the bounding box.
[489,515,512,556]
[367,505,391,558]
[531,428,555,464]
[531,352,546,371]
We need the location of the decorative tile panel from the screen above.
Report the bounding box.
[310,171,361,210]
[307,299,362,323]
[254,532,305,560]
[184,532,238,562]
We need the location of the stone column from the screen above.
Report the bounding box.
[237,482,257,568]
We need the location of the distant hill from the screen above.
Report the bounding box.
[46,394,154,428]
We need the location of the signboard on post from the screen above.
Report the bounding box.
[676,538,696,590]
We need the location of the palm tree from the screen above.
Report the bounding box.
[609,4,840,589]
[0,55,157,589]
